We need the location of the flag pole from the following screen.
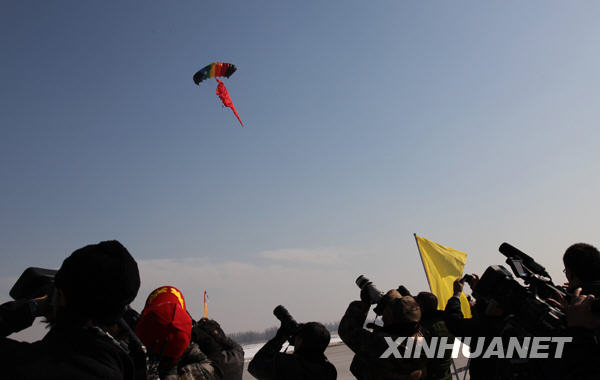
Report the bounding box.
[204,291,208,318]
[414,233,433,292]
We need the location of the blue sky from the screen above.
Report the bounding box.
[2,1,600,334]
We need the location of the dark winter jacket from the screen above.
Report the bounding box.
[151,342,221,380]
[248,333,336,380]
[419,310,453,380]
[0,300,136,380]
[191,320,244,380]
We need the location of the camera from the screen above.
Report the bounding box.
[472,243,567,335]
[355,275,383,305]
[396,285,411,297]
[10,267,57,301]
[462,274,474,285]
[356,275,411,316]
[474,265,565,335]
[273,305,302,345]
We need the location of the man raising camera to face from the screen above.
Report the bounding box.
[248,305,336,380]
[339,277,426,380]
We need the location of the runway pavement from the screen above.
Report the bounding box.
[242,343,469,380]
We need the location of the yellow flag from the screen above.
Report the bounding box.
[415,234,472,318]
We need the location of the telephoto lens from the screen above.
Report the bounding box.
[355,275,384,304]
[273,305,301,342]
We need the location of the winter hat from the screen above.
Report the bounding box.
[54,240,140,325]
[135,286,192,361]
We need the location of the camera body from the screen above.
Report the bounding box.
[473,243,570,336]
[10,267,57,301]
[461,274,474,285]
[474,265,565,335]
[472,253,573,379]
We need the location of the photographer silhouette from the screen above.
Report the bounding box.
[0,240,141,380]
[248,305,336,380]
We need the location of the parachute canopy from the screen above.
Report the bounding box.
[193,62,237,85]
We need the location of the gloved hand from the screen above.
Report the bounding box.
[275,325,288,340]
[196,318,228,344]
[360,287,378,305]
[275,324,297,346]
[197,318,222,333]
[453,277,465,297]
[198,318,226,337]
[191,324,222,356]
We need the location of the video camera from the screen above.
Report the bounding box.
[472,243,567,335]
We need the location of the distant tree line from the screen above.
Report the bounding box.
[228,321,340,345]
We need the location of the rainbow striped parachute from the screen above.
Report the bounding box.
[193,62,237,85]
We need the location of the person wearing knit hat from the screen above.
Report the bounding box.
[54,240,141,326]
[380,289,421,335]
[136,286,221,380]
[0,240,142,380]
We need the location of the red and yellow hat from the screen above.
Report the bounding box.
[135,286,192,361]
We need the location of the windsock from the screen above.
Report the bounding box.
[204,290,208,318]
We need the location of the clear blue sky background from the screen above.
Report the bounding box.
[2,1,600,334]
